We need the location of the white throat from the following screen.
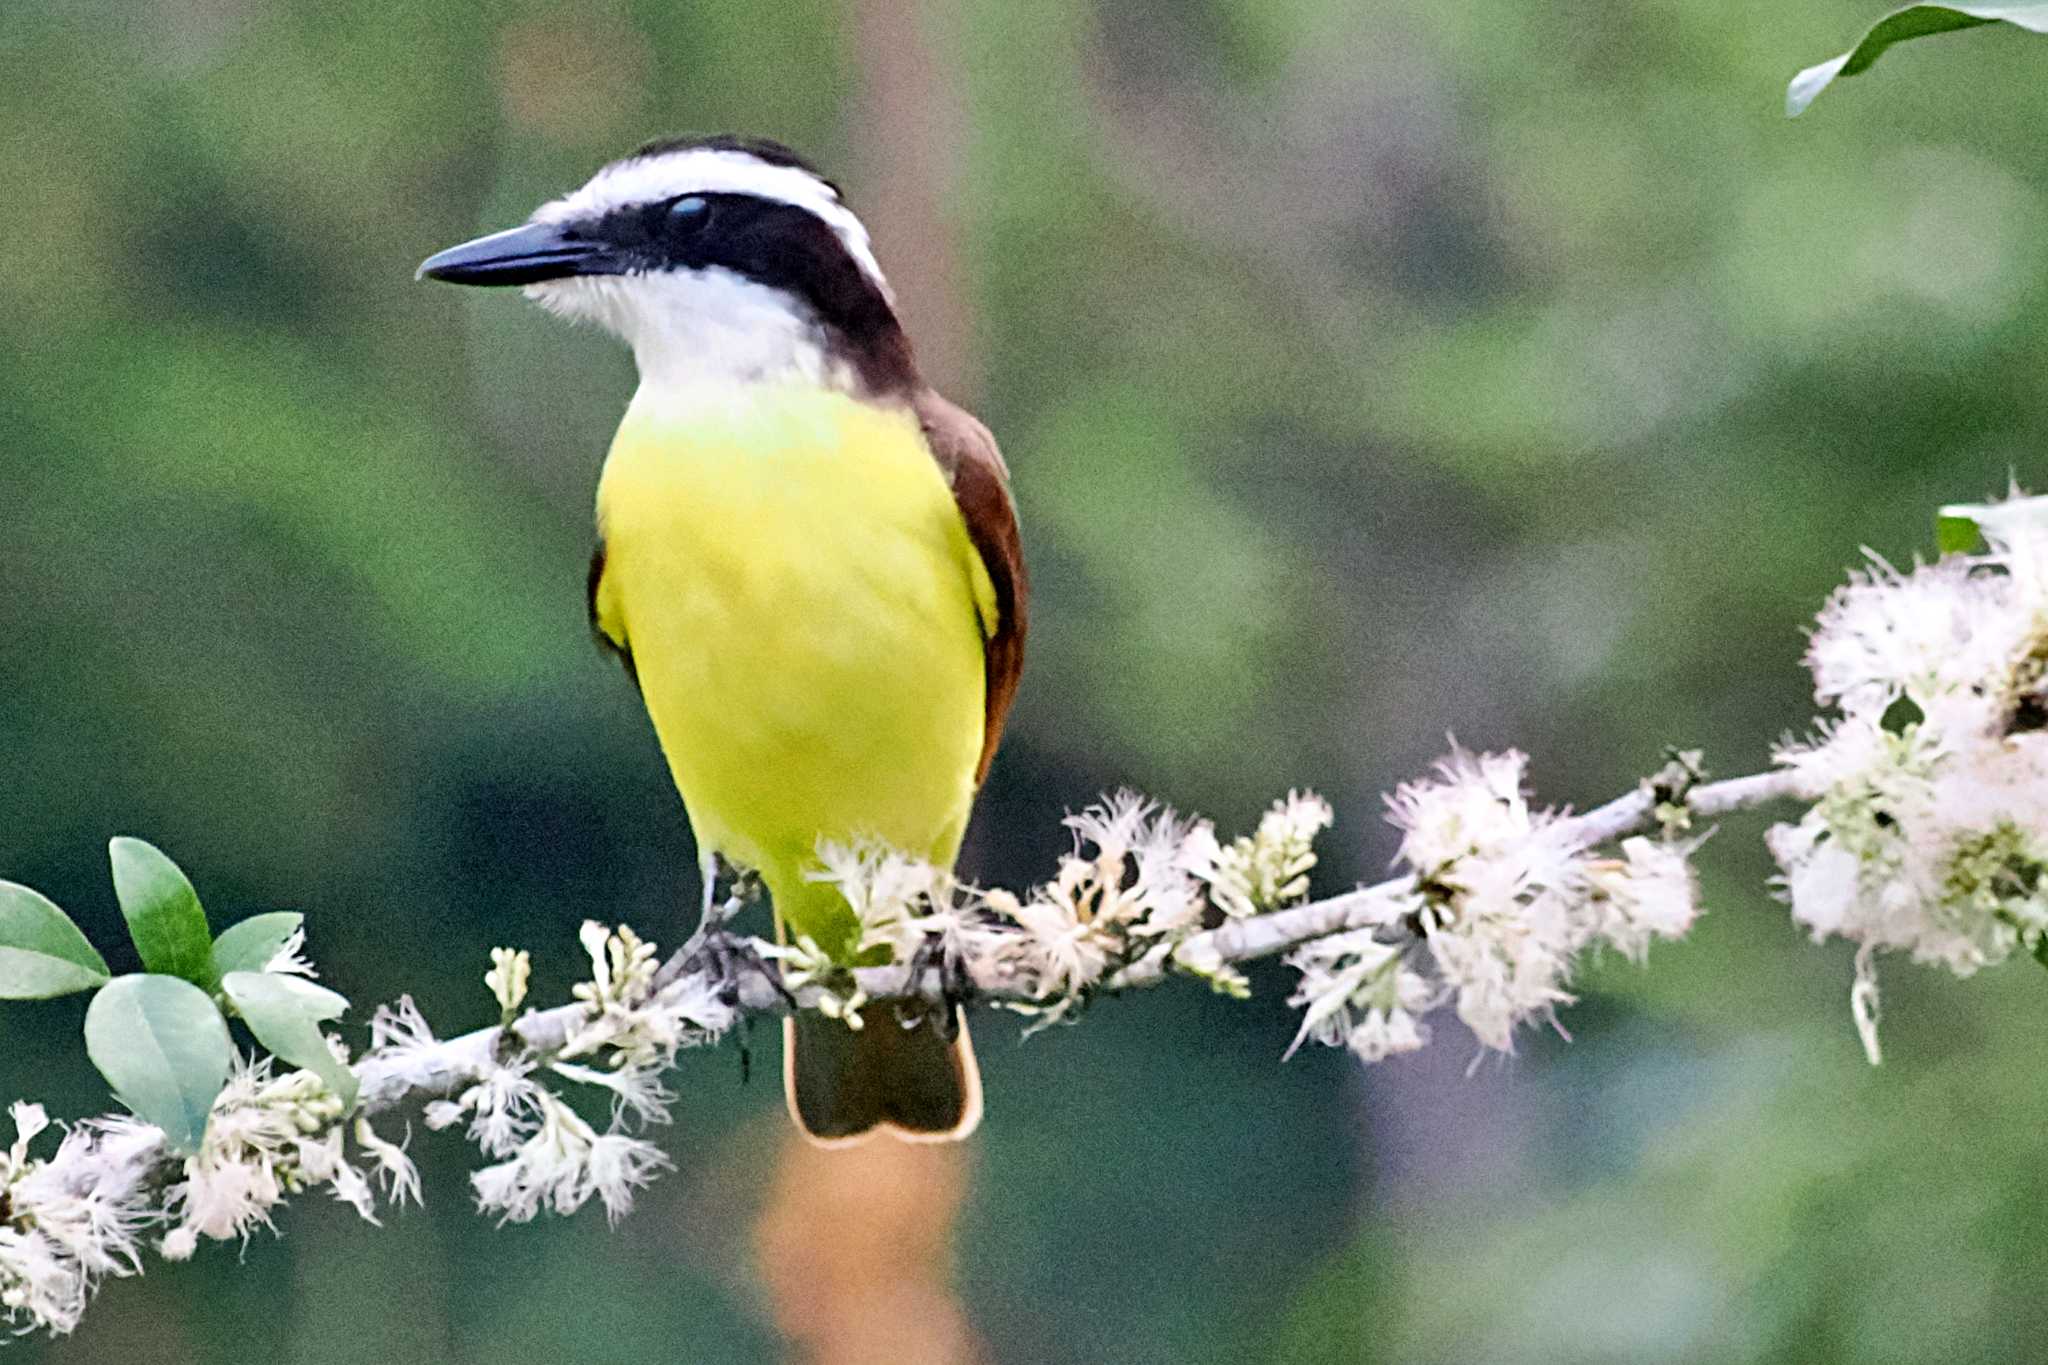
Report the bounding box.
[527,268,856,394]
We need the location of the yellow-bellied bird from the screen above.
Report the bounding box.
[419,135,1026,1144]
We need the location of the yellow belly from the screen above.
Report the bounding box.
[592,383,990,959]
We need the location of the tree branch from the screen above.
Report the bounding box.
[10,493,2045,1341]
[350,759,1813,1119]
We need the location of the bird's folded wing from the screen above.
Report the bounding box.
[914,388,1028,785]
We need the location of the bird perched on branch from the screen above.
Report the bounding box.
[419,135,1026,1144]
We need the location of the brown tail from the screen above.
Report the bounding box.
[784,1007,982,1145]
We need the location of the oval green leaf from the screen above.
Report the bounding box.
[108,837,216,988]
[0,881,111,998]
[221,971,356,1109]
[1789,4,2048,116]
[84,973,232,1154]
[212,912,304,978]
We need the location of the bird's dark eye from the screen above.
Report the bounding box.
[666,195,711,233]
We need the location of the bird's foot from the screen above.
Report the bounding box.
[903,937,974,1041]
[653,853,767,996]
[701,853,763,932]
[692,921,795,1011]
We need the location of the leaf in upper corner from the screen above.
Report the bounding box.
[108,837,216,989]
[84,973,232,1154]
[1939,494,2048,555]
[1788,4,2048,116]
[221,971,357,1109]
[0,881,111,998]
[212,912,305,978]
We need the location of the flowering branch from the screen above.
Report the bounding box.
[6,490,2048,1339]
[347,756,1808,1099]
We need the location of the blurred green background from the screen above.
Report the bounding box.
[5,0,2047,1361]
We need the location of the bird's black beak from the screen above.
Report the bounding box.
[416,221,619,287]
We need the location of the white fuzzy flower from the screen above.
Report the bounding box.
[351,1117,421,1209]
[367,995,440,1059]
[549,1062,674,1128]
[263,926,318,979]
[156,1056,412,1258]
[808,839,952,963]
[1387,749,1585,1051]
[1387,747,1539,873]
[1806,554,2001,724]
[469,1090,670,1227]
[1285,926,1437,1064]
[980,878,1114,1005]
[1419,868,1579,1053]
[583,1133,669,1224]
[431,1059,546,1158]
[1768,493,2048,1058]
[1,1105,151,1337]
[1771,691,2048,977]
[1202,790,1334,919]
[980,794,1221,1024]
[1377,747,1702,1054]
[1118,802,1217,940]
[1584,836,1702,961]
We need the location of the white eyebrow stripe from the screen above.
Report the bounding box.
[532,147,891,299]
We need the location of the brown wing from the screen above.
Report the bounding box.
[587,540,639,689]
[914,388,1028,785]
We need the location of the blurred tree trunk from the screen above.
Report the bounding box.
[755,1133,985,1365]
[844,0,978,401]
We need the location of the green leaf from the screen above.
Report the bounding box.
[1940,494,2048,554]
[221,971,356,1109]
[84,974,232,1154]
[211,912,304,978]
[1936,513,1984,555]
[0,881,111,998]
[1788,4,2048,116]
[108,837,215,988]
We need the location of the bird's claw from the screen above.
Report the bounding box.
[694,924,794,1010]
[905,937,973,1041]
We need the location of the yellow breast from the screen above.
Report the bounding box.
[592,382,990,957]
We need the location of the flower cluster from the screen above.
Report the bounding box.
[795,793,1339,1027]
[560,922,734,1073]
[1287,749,1701,1063]
[158,1058,419,1259]
[1285,928,1434,1063]
[0,1103,152,1336]
[404,924,730,1226]
[1768,495,2048,1049]
[1202,791,1335,920]
[980,794,1227,1026]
